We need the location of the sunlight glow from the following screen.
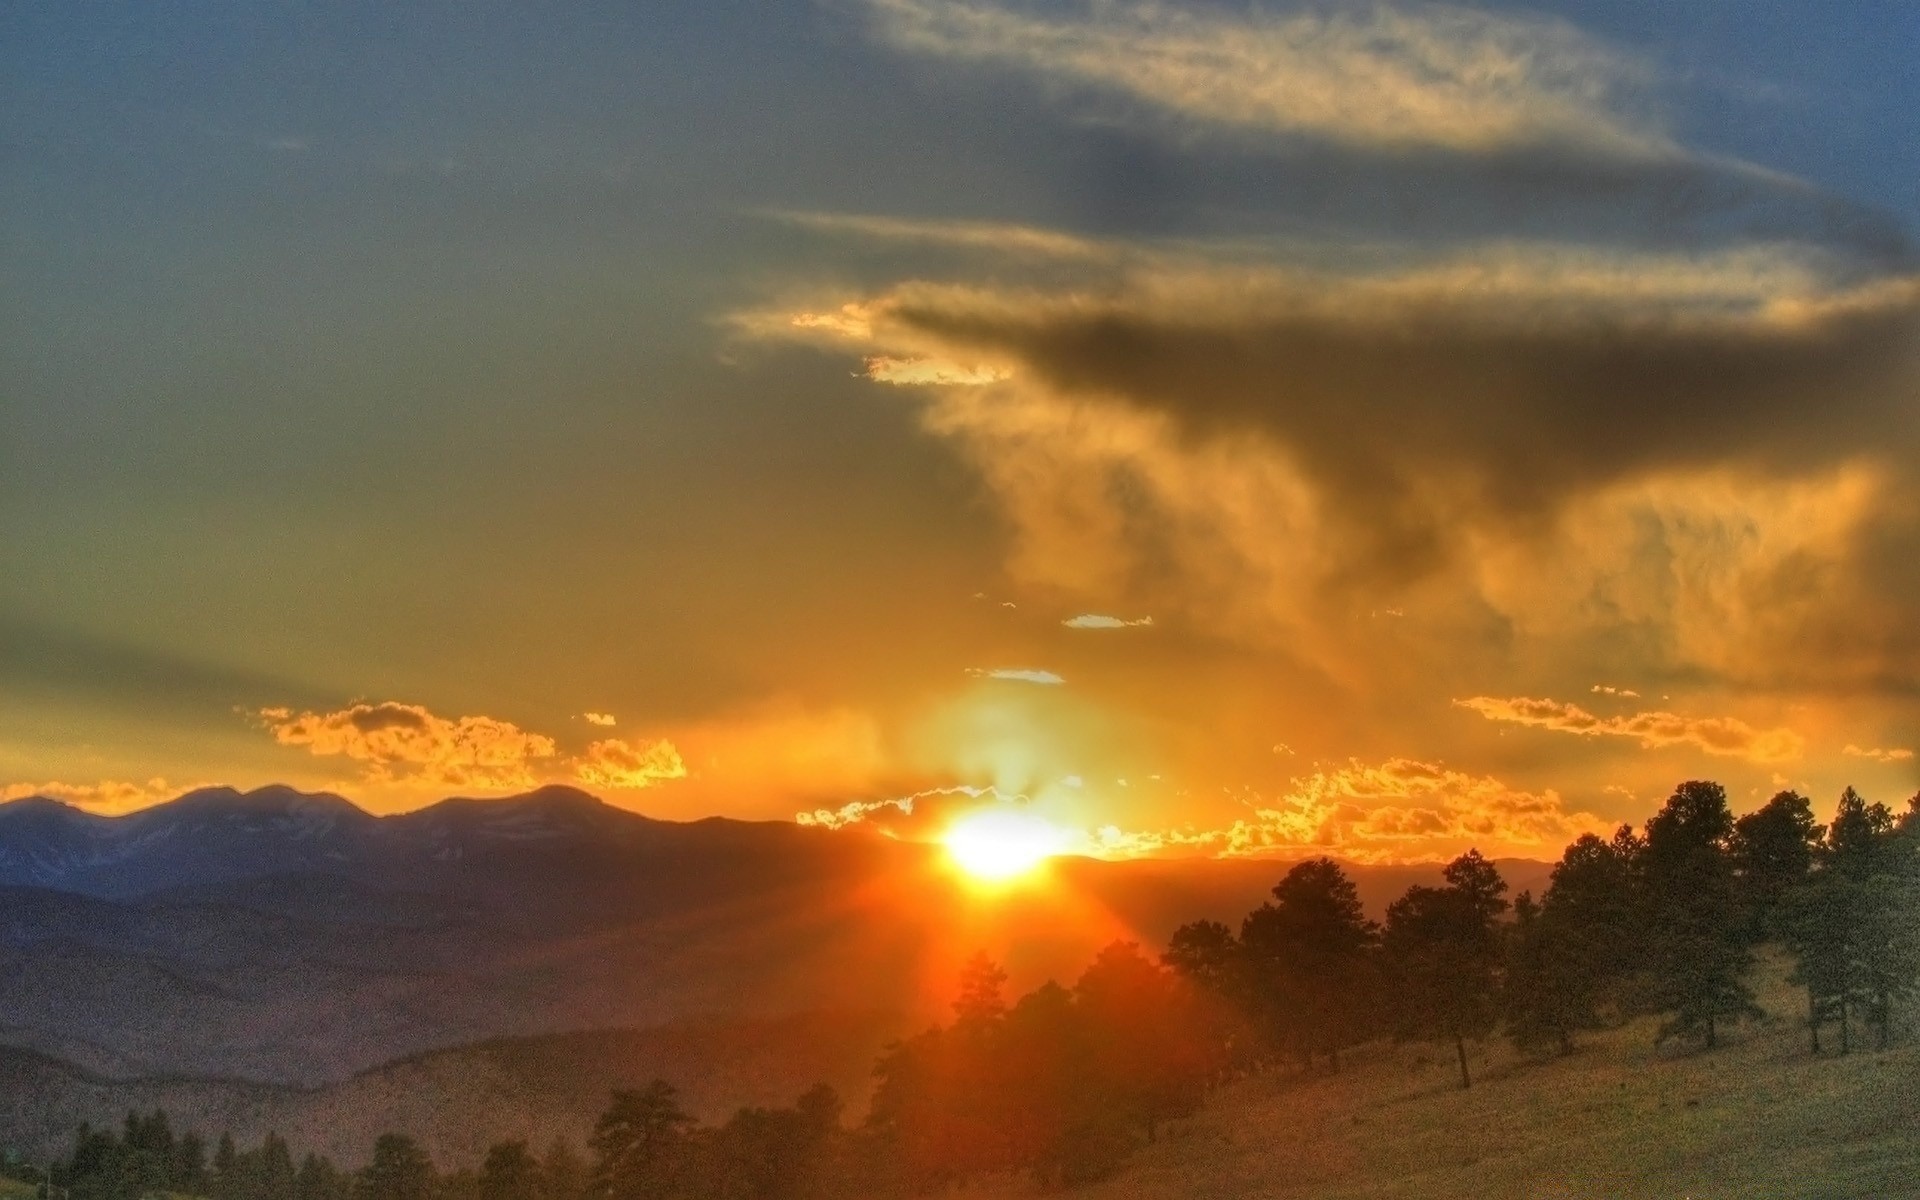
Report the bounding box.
[943,807,1071,883]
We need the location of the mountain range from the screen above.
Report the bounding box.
[0,785,1551,1163]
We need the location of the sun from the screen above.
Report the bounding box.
[943,807,1070,883]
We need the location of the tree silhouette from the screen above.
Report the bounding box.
[537,1140,586,1200]
[356,1134,433,1200]
[589,1082,696,1200]
[1240,858,1379,1072]
[1730,790,1821,938]
[1787,788,1920,1052]
[1383,850,1508,1087]
[1644,781,1761,1049]
[477,1142,539,1200]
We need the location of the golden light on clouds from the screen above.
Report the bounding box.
[1455,696,1806,764]
[258,702,560,791]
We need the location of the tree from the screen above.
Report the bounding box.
[1240,858,1379,1071]
[1787,788,1920,1052]
[1162,919,1257,1078]
[358,1135,434,1200]
[1383,850,1508,1087]
[1644,781,1761,1049]
[952,952,1008,1026]
[477,1143,539,1200]
[1503,892,1582,1057]
[588,1082,696,1200]
[297,1153,351,1200]
[259,1133,298,1200]
[1730,790,1821,938]
[537,1140,586,1200]
[213,1133,242,1200]
[1074,941,1208,1143]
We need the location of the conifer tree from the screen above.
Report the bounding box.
[1240,858,1379,1072]
[1383,850,1508,1087]
[1644,781,1761,1048]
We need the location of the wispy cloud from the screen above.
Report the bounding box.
[583,711,617,727]
[1063,613,1154,629]
[968,667,1066,685]
[1590,684,1640,699]
[0,778,191,816]
[860,0,1670,157]
[864,356,1010,386]
[1843,744,1915,764]
[770,210,1110,260]
[1455,696,1805,763]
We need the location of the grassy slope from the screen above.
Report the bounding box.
[968,951,1920,1200]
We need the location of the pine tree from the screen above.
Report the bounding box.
[477,1142,539,1200]
[1645,782,1762,1049]
[1383,850,1508,1087]
[1240,858,1379,1072]
[356,1134,433,1200]
[588,1082,695,1200]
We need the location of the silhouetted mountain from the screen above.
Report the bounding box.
[0,783,1554,1136]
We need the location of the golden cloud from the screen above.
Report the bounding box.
[1455,696,1805,763]
[0,778,188,816]
[1098,758,1612,864]
[574,737,688,790]
[864,355,1010,386]
[1843,744,1915,764]
[258,701,560,791]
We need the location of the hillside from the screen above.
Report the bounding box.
[960,951,1920,1200]
[0,1009,903,1168]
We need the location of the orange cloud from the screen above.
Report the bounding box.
[1843,744,1915,764]
[1456,696,1805,763]
[1089,758,1611,864]
[864,355,1009,386]
[258,701,560,791]
[574,737,688,790]
[0,778,189,816]
[583,711,617,727]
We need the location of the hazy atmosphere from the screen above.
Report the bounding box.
[8,0,1916,856]
[5,6,1920,1198]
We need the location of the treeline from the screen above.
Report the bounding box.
[35,781,1920,1198]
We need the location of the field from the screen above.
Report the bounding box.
[966,952,1920,1200]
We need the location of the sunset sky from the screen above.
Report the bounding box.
[4,0,1916,862]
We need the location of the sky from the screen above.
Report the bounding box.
[3,0,1917,862]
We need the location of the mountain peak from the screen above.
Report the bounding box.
[157,784,364,821]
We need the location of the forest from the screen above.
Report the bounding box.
[17,780,1918,1200]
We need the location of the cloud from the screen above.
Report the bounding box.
[968,667,1066,685]
[859,0,1668,158]
[1455,696,1805,764]
[864,355,1010,386]
[574,737,688,790]
[768,238,1920,688]
[1096,757,1612,863]
[1063,613,1154,629]
[770,210,1110,260]
[795,782,1000,833]
[257,701,561,791]
[1843,744,1915,764]
[1591,685,1640,699]
[583,711,617,727]
[0,778,188,816]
